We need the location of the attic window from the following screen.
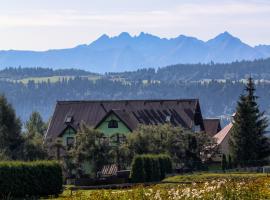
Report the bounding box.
[108,120,118,128]
[165,115,171,123]
[65,116,73,123]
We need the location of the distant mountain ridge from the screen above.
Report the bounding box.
[0,31,269,73]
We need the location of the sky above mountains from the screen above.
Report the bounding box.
[0,0,269,50]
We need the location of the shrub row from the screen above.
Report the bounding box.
[0,161,63,198]
[130,154,172,183]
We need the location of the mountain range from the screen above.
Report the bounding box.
[0,31,270,73]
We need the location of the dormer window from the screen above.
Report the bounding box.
[65,116,73,124]
[108,120,118,128]
[165,115,171,123]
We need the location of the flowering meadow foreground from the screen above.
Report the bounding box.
[53,173,270,200]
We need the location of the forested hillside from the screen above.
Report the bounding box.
[109,58,270,82]
[2,58,270,82]
[0,67,94,80]
[1,77,270,125]
[1,58,270,125]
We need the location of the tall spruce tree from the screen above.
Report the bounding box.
[229,77,270,167]
[25,111,47,137]
[221,154,227,171]
[22,111,48,161]
[0,94,23,159]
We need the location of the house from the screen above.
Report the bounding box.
[213,113,236,159]
[202,115,234,163]
[207,122,234,164]
[203,119,222,137]
[214,123,233,156]
[45,99,205,148]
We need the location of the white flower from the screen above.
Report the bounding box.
[154,190,162,200]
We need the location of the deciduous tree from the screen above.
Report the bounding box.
[72,124,112,177]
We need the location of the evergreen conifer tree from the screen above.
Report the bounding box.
[25,111,46,137]
[22,111,48,160]
[0,95,23,159]
[221,154,227,171]
[229,77,270,167]
[228,155,233,169]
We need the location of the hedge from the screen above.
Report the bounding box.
[129,155,145,183]
[158,154,172,179]
[0,161,63,198]
[130,154,172,183]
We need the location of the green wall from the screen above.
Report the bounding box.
[61,127,76,146]
[96,113,131,136]
[61,113,131,146]
[60,114,131,175]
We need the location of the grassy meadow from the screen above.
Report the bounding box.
[17,75,101,84]
[49,173,270,200]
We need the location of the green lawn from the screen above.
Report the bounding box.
[163,172,267,182]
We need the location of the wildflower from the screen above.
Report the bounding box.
[154,190,161,200]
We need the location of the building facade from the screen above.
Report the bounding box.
[45,99,206,148]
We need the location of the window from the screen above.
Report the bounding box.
[108,120,118,128]
[65,116,73,123]
[66,137,75,147]
[193,125,201,133]
[165,115,171,123]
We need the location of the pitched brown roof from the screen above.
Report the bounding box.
[94,109,137,131]
[45,99,204,140]
[203,119,222,137]
[214,123,233,145]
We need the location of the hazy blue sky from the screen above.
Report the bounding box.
[0,0,269,50]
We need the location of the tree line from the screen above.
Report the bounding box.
[109,58,270,82]
[0,67,93,79]
[2,58,270,82]
[1,77,270,124]
[0,94,48,160]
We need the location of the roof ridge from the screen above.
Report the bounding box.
[57,99,199,104]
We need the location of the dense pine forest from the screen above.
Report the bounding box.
[0,58,270,124]
[1,77,270,124]
[109,58,270,82]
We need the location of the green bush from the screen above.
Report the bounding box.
[152,157,161,182]
[164,156,173,173]
[143,155,153,182]
[0,161,63,198]
[158,154,172,180]
[130,155,145,183]
[130,154,172,183]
